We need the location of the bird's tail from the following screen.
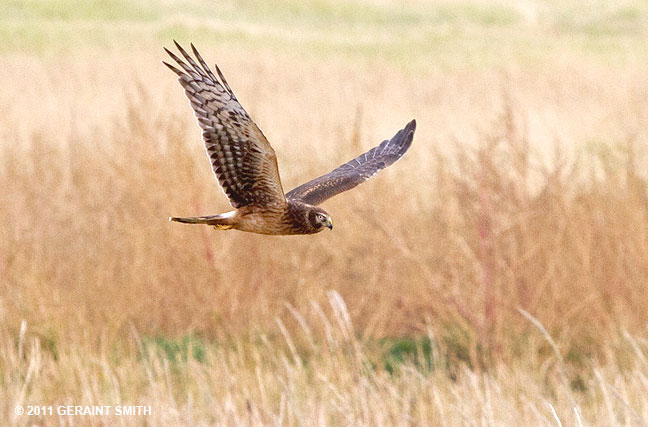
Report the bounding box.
[169,212,235,230]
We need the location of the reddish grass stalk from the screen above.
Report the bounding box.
[478,153,496,355]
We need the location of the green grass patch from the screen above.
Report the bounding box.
[381,336,434,374]
[1,0,161,22]
[141,334,207,364]
[1,0,647,71]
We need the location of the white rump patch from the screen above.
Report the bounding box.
[220,211,237,219]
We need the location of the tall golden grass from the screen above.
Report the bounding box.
[1,28,648,425]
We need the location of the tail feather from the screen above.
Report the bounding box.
[169,213,235,230]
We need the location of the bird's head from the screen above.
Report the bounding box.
[308,207,333,232]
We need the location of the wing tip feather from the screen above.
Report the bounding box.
[398,118,416,153]
[162,60,183,76]
[173,39,183,53]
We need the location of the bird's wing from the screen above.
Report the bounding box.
[164,41,286,209]
[286,120,416,206]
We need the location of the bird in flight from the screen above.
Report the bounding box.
[164,41,416,235]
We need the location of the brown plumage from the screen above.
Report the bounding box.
[165,41,416,235]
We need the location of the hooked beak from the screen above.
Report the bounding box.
[325,217,333,230]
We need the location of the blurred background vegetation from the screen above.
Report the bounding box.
[1,0,647,424]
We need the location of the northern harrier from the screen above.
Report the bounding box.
[165,41,416,235]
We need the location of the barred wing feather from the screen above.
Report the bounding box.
[164,41,286,208]
[286,120,416,206]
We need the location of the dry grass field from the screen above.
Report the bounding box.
[1,0,648,425]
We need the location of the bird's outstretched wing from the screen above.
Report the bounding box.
[286,120,416,206]
[164,41,286,208]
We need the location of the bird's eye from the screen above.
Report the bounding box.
[317,214,325,221]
